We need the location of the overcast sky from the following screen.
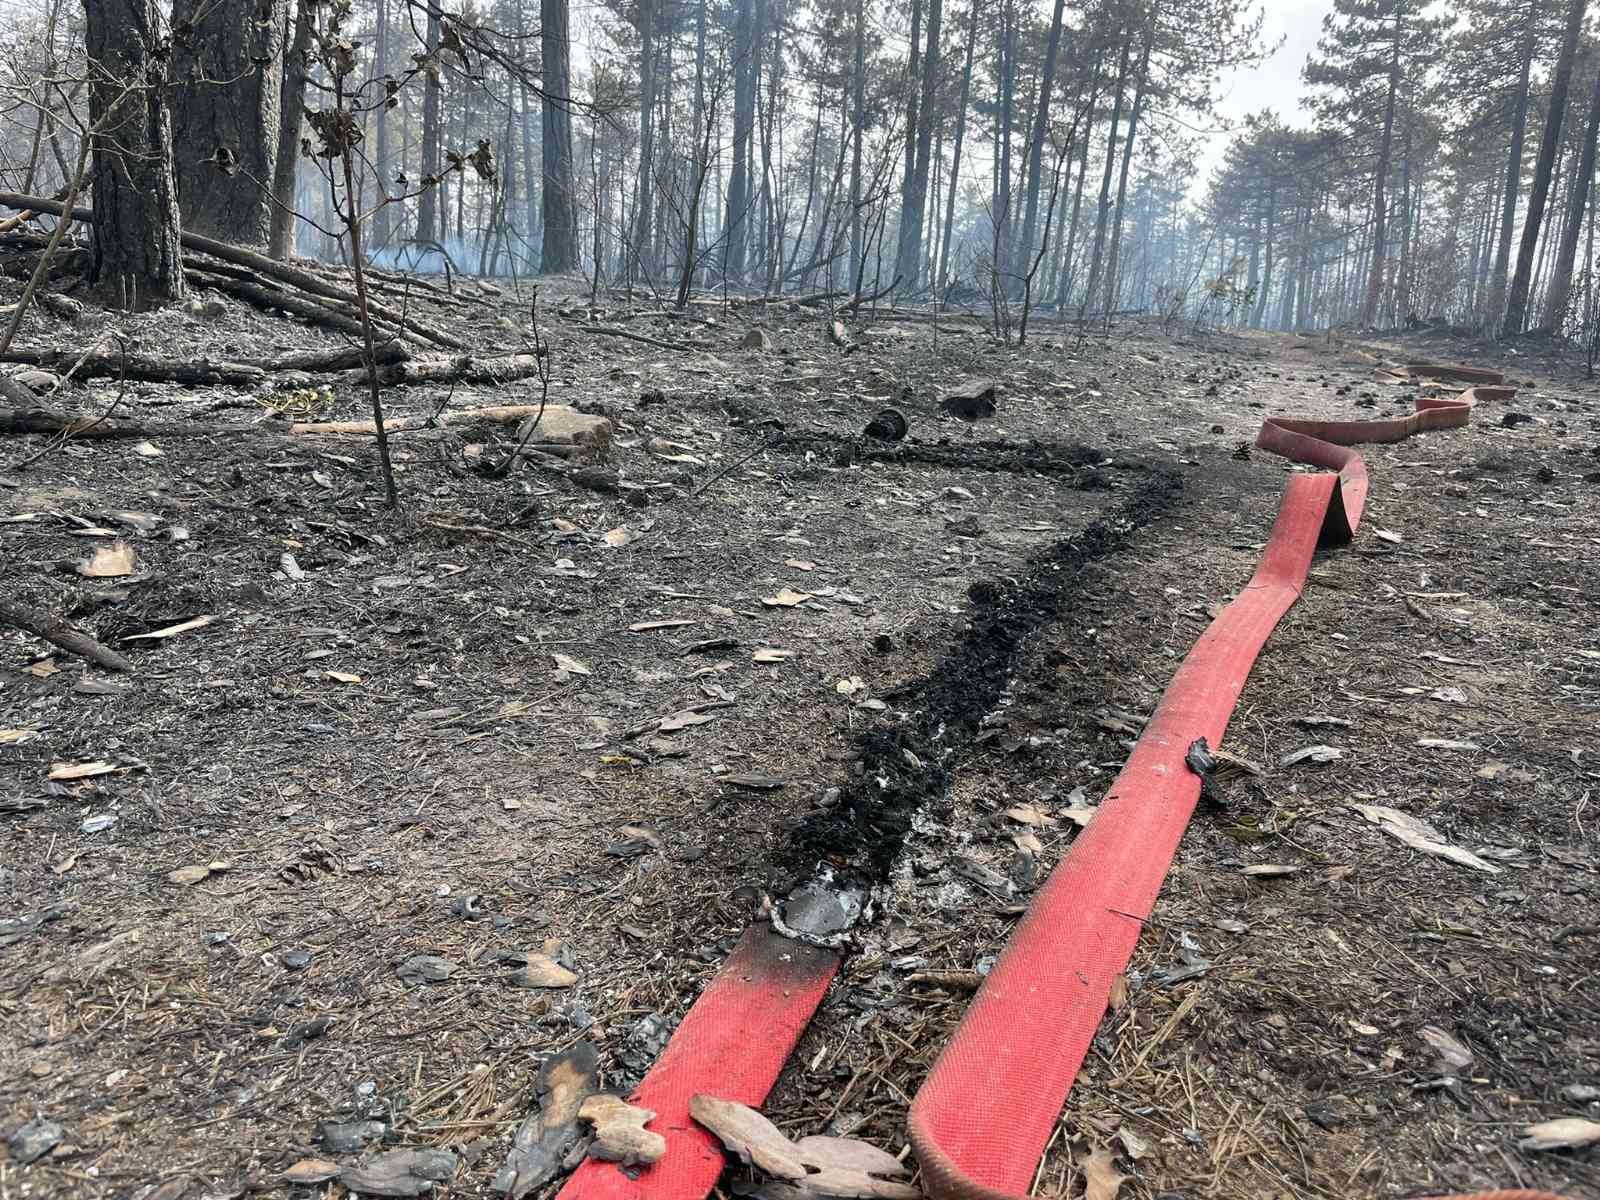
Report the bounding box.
[1191,0,1330,193]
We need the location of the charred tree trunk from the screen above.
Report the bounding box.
[848,0,864,291]
[83,0,185,306]
[170,0,284,246]
[369,0,392,251]
[724,0,757,281]
[1360,9,1401,326]
[895,0,941,292]
[1487,15,1537,325]
[1504,0,1585,334]
[1018,0,1066,286]
[416,4,442,245]
[268,0,313,260]
[540,0,577,272]
[1102,11,1154,316]
[1540,58,1600,333]
[936,0,978,295]
[1080,29,1130,320]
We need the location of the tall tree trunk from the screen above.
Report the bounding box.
[84,0,184,306]
[268,0,313,259]
[632,0,657,279]
[370,0,392,250]
[170,0,285,245]
[1540,58,1600,333]
[1102,10,1154,315]
[895,0,941,291]
[1504,0,1585,334]
[724,0,757,281]
[540,0,577,272]
[1487,14,1538,324]
[1254,178,1277,327]
[416,4,442,245]
[848,0,865,291]
[1053,53,1101,307]
[1360,8,1401,326]
[1018,0,1066,285]
[936,0,979,294]
[1080,29,1130,319]
[994,0,1017,285]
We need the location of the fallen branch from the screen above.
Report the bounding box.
[336,353,561,387]
[574,324,703,353]
[0,348,267,386]
[0,191,465,351]
[291,403,610,446]
[0,596,135,672]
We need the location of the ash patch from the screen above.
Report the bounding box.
[780,465,1181,884]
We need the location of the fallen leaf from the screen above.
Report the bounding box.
[396,954,456,985]
[1115,1127,1151,1161]
[689,1094,807,1178]
[1279,744,1343,767]
[1082,1146,1128,1200]
[23,658,58,678]
[580,1095,666,1166]
[1005,803,1056,826]
[1060,805,1098,827]
[1520,1118,1600,1151]
[1373,529,1403,544]
[52,853,78,876]
[493,1043,599,1197]
[552,653,592,675]
[659,710,715,732]
[1476,761,1536,783]
[630,618,696,632]
[133,440,164,458]
[283,1159,341,1185]
[123,614,216,642]
[722,773,786,791]
[1241,864,1302,878]
[1107,974,1129,1010]
[324,670,362,684]
[785,559,817,571]
[339,1148,457,1197]
[0,728,38,745]
[753,647,795,663]
[77,542,135,578]
[762,588,813,608]
[509,950,579,988]
[602,526,632,548]
[280,552,306,581]
[1012,830,1044,854]
[1416,737,1482,751]
[49,760,117,781]
[168,864,213,885]
[1350,804,1501,874]
[1419,1024,1474,1073]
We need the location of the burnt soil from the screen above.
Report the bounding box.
[1,279,1597,1200]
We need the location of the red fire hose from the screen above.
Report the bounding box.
[907,372,1559,1200]
[561,368,1557,1200]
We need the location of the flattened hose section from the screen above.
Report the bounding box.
[908,373,1563,1200]
[557,925,838,1200]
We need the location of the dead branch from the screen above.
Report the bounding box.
[574,325,703,353]
[0,596,135,672]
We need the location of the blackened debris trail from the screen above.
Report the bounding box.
[780,431,1121,488]
[780,459,1182,885]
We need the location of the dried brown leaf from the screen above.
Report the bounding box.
[579,1095,666,1165]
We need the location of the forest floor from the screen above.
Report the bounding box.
[1,274,1597,1200]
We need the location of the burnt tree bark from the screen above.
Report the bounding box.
[83,0,185,306]
[1539,55,1600,333]
[415,4,442,245]
[1503,0,1585,334]
[540,0,576,272]
[171,0,284,246]
[268,0,314,259]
